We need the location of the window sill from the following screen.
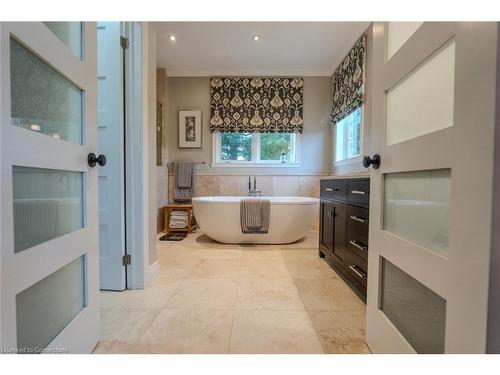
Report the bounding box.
[333,155,362,167]
[211,162,301,168]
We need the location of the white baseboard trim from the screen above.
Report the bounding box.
[145,260,160,286]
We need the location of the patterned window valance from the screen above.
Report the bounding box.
[330,34,367,124]
[209,77,304,133]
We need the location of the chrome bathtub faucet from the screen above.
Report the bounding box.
[248,176,262,197]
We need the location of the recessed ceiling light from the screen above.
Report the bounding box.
[169,35,176,42]
[252,35,260,41]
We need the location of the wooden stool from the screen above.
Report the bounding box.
[164,204,195,234]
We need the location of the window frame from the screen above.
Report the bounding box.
[333,106,364,166]
[212,132,301,168]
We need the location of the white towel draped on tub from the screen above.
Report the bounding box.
[240,198,271,234]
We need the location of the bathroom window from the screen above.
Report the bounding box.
[213,133,299,166]
[334,107,362,164]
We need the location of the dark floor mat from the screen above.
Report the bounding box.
[159,233,187,241]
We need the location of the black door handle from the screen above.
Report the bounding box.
[88,153,107,167]
[363,154,380,169]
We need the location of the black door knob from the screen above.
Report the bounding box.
[363,154,381,169]
[88,153,107,167]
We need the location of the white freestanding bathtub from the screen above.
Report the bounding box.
[192,196,319,244]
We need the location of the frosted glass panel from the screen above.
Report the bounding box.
[44,22,83,59]
[10,38,83,144]
[384,169,450,254]
[386,40,455,145]
[16,256,86,353]
[387,22,423,59]
[380,258,446,353]
[13,166,84,253]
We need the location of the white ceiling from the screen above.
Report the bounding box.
[154,22,369,77]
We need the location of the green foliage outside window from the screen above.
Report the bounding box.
[221,133,252,161]
[220,132,295,162]
[260,133,292,161]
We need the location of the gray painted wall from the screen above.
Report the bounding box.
[165,76,331,175]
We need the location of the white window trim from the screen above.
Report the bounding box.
[333,106,364,167]
[212,132,301,168]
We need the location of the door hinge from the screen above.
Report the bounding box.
[120,36,129,49]
[122,254,131,266]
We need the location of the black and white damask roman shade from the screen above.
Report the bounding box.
[330,34,366,124]
[209,77,304,133]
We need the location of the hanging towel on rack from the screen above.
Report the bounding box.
[174,161,194,202]
[240,198,271,234]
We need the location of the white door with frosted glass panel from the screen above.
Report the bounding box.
[366,22,498,353]
[0,22,99,353]
[97,22,126,291]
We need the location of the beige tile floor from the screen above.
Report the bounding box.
[94,230,370,354]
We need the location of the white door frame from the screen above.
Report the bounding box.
[122,21,158,289]
[0,22,99,353]
[366,22,499,354]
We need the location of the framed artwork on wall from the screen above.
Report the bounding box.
[178,110,202,149]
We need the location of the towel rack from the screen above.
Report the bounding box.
[167,161,208,173]
[168,161,207,166]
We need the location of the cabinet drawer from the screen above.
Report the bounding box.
[346,251,367,288]
[321,179,347,201]
[347,179,370,208]
[347,206,369,260]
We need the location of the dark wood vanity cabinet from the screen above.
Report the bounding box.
[319,178,370,302]
[320,200,347,262]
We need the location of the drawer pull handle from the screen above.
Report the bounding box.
[325,187,339,192]
[350,215,368,223]
[349,265,367,279]
[349,240,368,252]
[351,190,367,195]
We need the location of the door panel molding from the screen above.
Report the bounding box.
[0,22,99,353]
[367,22,498,353]
[7,23,93,90]
[382,22,456,88]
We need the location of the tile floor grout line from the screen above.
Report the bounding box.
[286,256,327,354]
[226,244,245,354]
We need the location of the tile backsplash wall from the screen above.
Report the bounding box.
[168,175,323,203]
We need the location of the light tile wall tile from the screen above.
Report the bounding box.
[272,176,300,196]
[299,176,321,197]
[254,176,273,196]
[195,175,220,197]
[167,174,323,203]
[219,176,248,196]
